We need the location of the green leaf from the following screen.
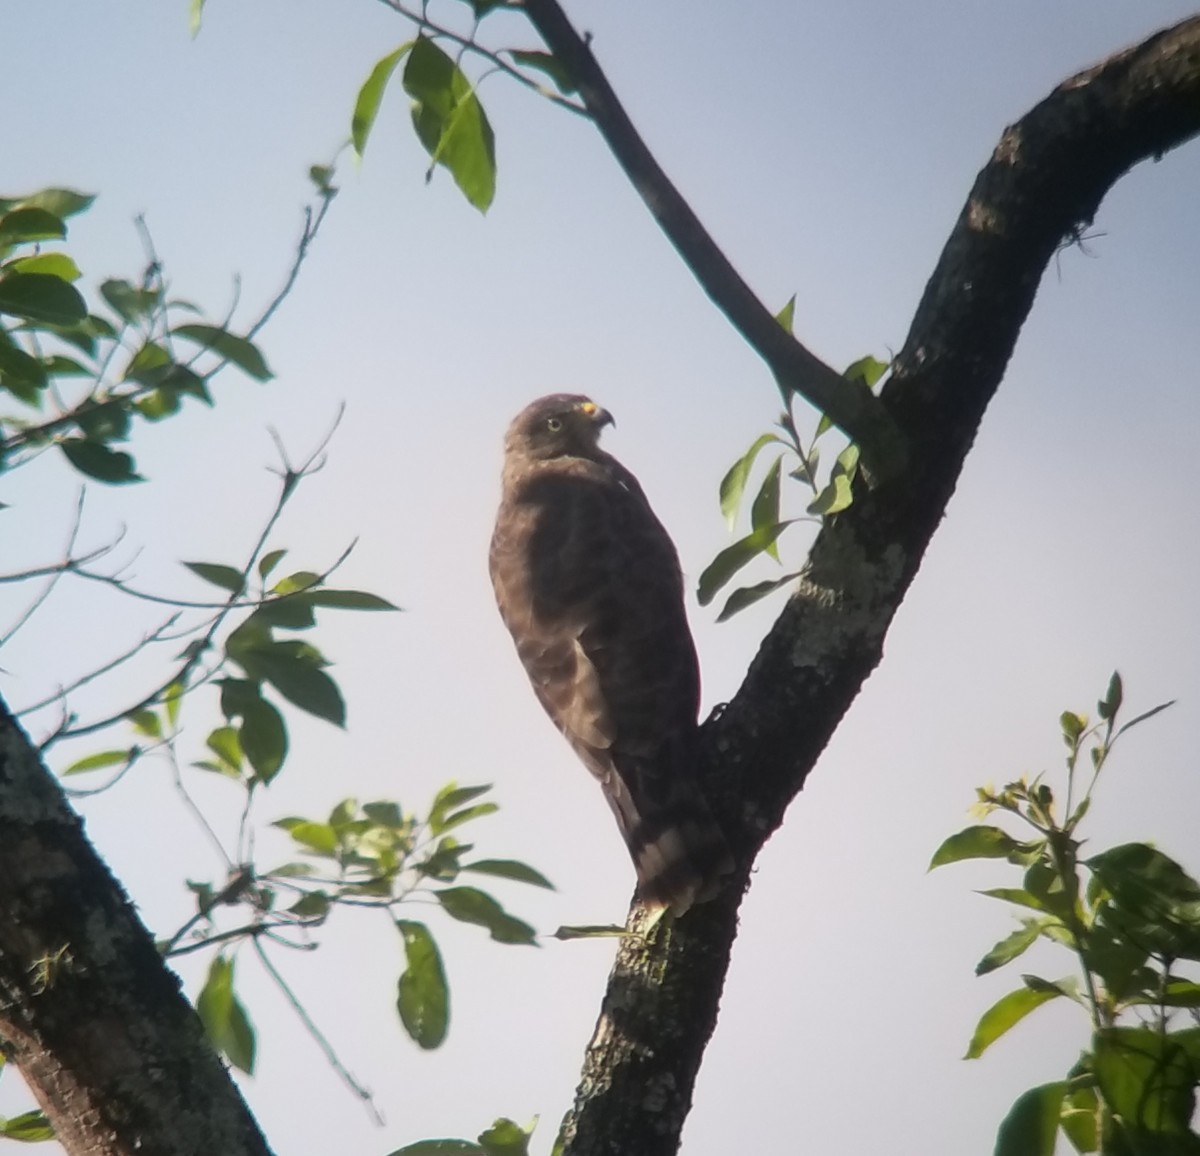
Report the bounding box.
[61,748,134,776]
[435,887,537,945]
[806,473,853,516]
[258,548,287,579]
[172,323,272,381]
[461,859,554,890]
[0,1110,55,1142]
[718,432,784,529]
[429,783,492,831]
[7,252,82,280]
[188,0,205,35]
[127,708,162,739]
[304,589,400,611]
[994,1082,1067,1156]
[478,1118,535,1156]
[978,887,1050,913]
[0,273,87,325]
[0,332,48,396]
[403,37,497,212]
[363,801,406,828]
[832,442,861,483]
[0,188,94,219]
[1061,710,1087,744]
[1060,1079,1099,1154]
[274,818,339,857]
[59,438,142,483]
[239,697,287,783]
[255,594,316,629]
[775,294,796,333]
[271,570,321,595]
[396,920,450,1049]
[75,400,132,442]
[1023,973,1083,1003]
[183,561,245,595]
[1094,1027,1195,1135]
[976,919,1053,976]
[716,572,804,623]
[195,956,256,1075]
[1114,700,1175,740]
[1098,671,1123,721]
[929,825,1027,869]
[100,278,159,324]
[509,49,577,94]
[206,725,242,773]
[551,924,631,940]
[697,521,795,607]
[750,456,783,559]
[1085,917,1151,1003]
[253,648,346,727]
[386,1142,483,1156]
[1088,843,1200,961]
[308,164,337,195]
[352,42,415,156]
[965,984,1062,1059]
[842,354,889,389]
[420,838,468,882]
[288,891,330,918]
[0,207,66,246]
[433,802,499,836]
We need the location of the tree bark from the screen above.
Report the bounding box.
[554,15,1200,1156]
[0,702,273,1156]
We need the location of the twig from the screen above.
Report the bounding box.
[373,0,588,116]
[251,938,385,1125]
[16,614,182,720]
[0,490,88,646]
[518,0,906,477]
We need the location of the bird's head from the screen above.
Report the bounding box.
[505,393,615,460]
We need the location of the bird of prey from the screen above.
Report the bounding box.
[488,394,732,914]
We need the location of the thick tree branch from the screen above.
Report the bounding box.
[556,16,1200,1156]
[0,701,273,1156]
[519,0,907,479]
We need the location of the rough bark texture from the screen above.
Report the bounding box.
[555,16,1200,1156]
[0,702,274,1156]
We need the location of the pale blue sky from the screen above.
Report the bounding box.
[3,2,1200,1153]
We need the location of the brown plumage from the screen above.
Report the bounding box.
[488,394,732,914]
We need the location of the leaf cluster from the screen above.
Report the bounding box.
[699,306,887,620]
[387,1115,538,1156]
[349,2,583,214]
[931,674,1200,1156]
[183,783,551,1070]
[0,188,273,487]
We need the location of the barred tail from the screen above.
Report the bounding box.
[627,806,734,916]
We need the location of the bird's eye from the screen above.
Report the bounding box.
[546,417,563,432]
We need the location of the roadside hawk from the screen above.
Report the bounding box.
[488,394,732,914]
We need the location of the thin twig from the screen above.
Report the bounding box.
[0,490,88,645]
[252,938,385,1125]
[373,0,588,116]
[16,614,182,719]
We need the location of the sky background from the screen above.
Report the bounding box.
[3,1,1200,1153]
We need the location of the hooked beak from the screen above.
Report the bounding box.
[579,399,615,429]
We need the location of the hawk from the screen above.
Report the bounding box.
[488,394,732,914]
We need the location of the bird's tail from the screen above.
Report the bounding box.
[626,803,734,916]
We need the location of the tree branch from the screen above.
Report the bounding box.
[519,0,908,479]
[556,15,1200,1156]
[0,701,274,1156]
